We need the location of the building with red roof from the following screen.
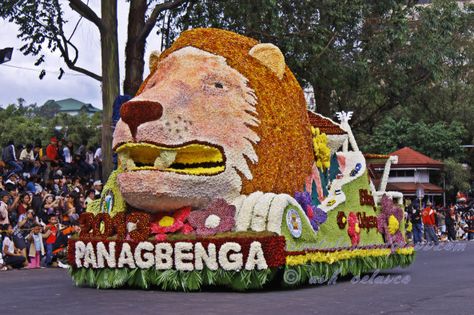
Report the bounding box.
[370,147,444,201]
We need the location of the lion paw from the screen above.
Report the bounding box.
[232,192,304,234]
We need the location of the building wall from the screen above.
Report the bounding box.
[387,169,430,184]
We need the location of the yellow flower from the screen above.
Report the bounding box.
[159,216,175,227]
[355,223,360,234]
[388,215,400,235]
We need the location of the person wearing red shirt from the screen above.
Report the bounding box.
[44,137,59,182]
[422,202,439,245]
[45,137,59,162]
[44,215,59,266]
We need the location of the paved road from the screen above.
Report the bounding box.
[1,241,473,315]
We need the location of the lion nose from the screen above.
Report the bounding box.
[120,100,163,137]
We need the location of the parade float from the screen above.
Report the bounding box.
[68,28,414,290]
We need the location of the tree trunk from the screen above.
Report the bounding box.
[123,0,147,96]
[313,82,331,117]
[100,0,120,181]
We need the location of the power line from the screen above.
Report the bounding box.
[0,63,87,77]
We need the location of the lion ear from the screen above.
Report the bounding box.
[249,43,286,79]
[149,50,161,72]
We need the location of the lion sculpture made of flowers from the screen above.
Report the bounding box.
[68,28,415,291]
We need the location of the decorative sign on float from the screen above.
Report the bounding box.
[69,28,414,291]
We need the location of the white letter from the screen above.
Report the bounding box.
[97,242,116,268]
[118,243,136,268]
[245,241,268,270]
[83,242,97,268]
[219,242,243,271]
[194,242,218,271]
[175,242,194,271]
[75,241,86,268]
[135,242,155,269]
[155,243,173,270]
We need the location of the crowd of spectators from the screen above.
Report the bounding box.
[405,200,474,245]
[0,137,103,270]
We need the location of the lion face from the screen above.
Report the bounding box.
[113,47,260,212]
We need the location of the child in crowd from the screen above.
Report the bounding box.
[26,223,49,268]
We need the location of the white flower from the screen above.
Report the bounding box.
[218,242,243,271]
[204,214,221,229]
[75,241,86,268]
[251,193,276,232]
[118,243,136,268]
[83,242,97,268]
[194,242,218,271]
[134,242,154,269]
[245,241,268,270]
[235,191,263,231]
[175,242,194,271]
[97,241,116,268]
[127,222,137,232]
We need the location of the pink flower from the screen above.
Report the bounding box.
[150,207,193,241]
[187,199,236,236]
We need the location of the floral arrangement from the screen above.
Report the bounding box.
[187,199,236,236]
[377,194,405,245]
[311,127,331,170]
[71,28,415,291]
[294,191,327,231]
[347,212,361,246]
[150,207,194,241]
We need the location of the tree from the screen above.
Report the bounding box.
[0,101,101,150]
[361,117,466,161]
[164,0,473,140]
[443,158,471,197]
[0,0,187,179]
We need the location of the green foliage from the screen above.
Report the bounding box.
[69,251,415,290]
[283,251,415,287]
[164,0,473,165]
[443,158,471,193]
[314,170,384,248]
[361,117,466,161]
[0,101,101,147]
[69,267,276,291]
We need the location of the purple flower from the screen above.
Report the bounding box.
[294,191,327,231]
[187,199,236,236]
[377,194,406,246]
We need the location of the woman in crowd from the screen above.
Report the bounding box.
[1,223,27,269]
[17,193,32,216]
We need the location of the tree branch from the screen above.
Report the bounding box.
[68,0,104,32]
[56,38,102,81]
[139,0,187,41]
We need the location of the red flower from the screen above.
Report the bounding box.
[150,207,193,241]
[347,212,361,246]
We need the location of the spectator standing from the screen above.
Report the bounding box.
[44,137,59,182]
[411,207,423,244]
[422,202,439,245]
[26,223,48,269]
[44,215,59,267]
[445,207,457,241]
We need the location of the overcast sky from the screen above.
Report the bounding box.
[0,1,162,109]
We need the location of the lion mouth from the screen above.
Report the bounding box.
[115,142,225,175]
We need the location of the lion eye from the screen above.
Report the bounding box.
[214,82,224,89]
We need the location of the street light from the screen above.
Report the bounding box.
[0,47,13,64]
